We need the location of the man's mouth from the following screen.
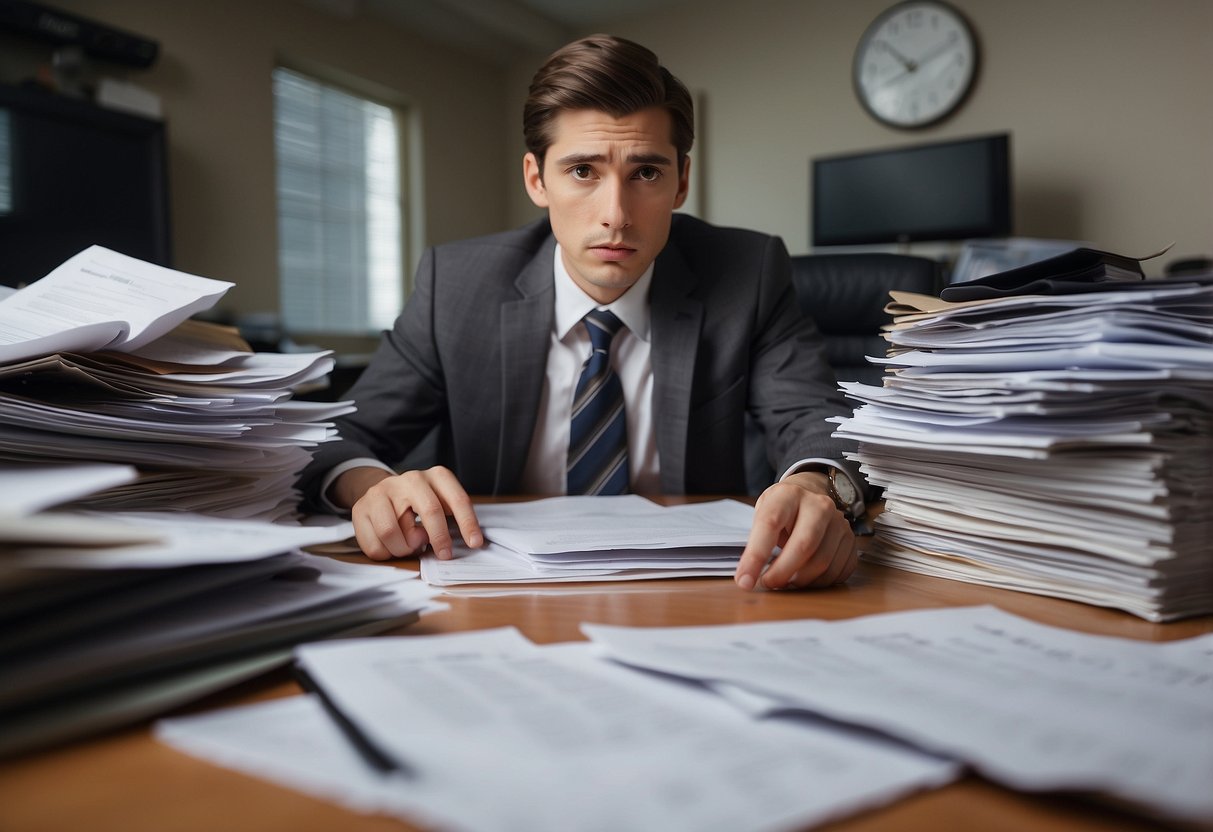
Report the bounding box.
[589,242,637,262]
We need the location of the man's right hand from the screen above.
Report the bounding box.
[329,466,484,562]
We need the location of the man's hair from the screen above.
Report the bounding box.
[523,34,694,172]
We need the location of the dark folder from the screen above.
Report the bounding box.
[941,247,1149,302]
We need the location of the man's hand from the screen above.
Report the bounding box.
[734,470,857,591]
[330,466,484,562]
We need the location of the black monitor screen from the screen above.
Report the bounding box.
[812,133,1010,247]
[0,84,171,288]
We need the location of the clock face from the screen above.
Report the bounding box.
[853,1,978,128]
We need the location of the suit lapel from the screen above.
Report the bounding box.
[497,235,556,492]
[650,243,702,493]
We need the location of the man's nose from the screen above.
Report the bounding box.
[599,177,631,230]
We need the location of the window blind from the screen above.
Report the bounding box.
[273,67,402,335]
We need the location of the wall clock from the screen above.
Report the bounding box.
[853,1,978,129]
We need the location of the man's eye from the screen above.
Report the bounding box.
[635,166,661,181]
[571,165,593,179]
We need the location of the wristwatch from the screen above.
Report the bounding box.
[827,467,863,519]
[811,466,867,533]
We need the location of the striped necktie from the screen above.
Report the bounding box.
[567,309,629,495]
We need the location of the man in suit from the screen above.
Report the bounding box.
[299,34,867,591]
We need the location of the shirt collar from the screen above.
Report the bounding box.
[553,244,653,342]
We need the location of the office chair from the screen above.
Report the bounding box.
[790,253,941,387]
[744,252,941,493]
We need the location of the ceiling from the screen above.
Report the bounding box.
[304,0,691,64]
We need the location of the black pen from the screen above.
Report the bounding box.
[293,665,412,777]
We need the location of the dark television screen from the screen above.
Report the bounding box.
[812,133,1010,247]
[0,84,171,288]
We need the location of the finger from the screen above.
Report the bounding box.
[352,517,391,561]
[424,466,483,549]
[777,512,849,589]
[735,490,794,591]
[404,480,455,560]
[352,491,411,560]
[760,500,834,590]
[804,526,858,588]
[809,542,858,588]
[400,508,430,554]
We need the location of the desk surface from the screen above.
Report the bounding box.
[2,550,1209,832]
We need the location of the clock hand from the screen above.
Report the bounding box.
[912,32,961,68]
[876,39,918,72]
[877,65,916,89]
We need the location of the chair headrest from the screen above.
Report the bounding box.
[790,254,939,333]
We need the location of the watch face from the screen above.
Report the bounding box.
[853,1,977,128]
[831,470,859,506]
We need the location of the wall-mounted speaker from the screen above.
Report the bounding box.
[0,0,158,68]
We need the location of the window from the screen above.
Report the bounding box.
[272,67,403,335]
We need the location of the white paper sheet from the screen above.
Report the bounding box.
[475,496,754,554]
[5,512,356,568]
[419,540,738,586]
[0,463,138,515]
[413,497,753,586]
[0,245,232,363]
[583,605,1213,825]
[170,630,957,832]
[158,695,417,815]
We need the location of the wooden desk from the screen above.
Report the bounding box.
[2,551,1208,832]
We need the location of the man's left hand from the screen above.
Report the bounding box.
[734,470,858,591]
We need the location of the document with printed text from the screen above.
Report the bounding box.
[583,605,1213,824]
[0,245,232,364]
[159,628,955,832]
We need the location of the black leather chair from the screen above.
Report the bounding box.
[790,253,941,387]
[744,252,941,492]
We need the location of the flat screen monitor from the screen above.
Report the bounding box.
[812,133,1010,247]
[0,84,171,288]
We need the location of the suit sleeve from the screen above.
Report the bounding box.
[295,247,448,513]
[745,236,870,497]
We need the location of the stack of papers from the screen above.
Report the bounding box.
[0,247,442,755]
[419,496,754,585]
[0,463,442,757]
[832,273,1213,621]
[0,246,352,520]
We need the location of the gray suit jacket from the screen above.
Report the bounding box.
[298,214,856,506]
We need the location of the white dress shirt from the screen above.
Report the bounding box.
[519,245,660,494]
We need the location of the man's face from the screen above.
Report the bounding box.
[523,107,690,305]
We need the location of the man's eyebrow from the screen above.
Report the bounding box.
[627,152,674,166]
[554,153,606,167]
[553,152,674,167]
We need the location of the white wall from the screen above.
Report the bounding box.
[516,0,1213,274]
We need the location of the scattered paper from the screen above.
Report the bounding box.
[181,630,956,832]
[584,605,1213,825]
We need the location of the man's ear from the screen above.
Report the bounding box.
[523,153,549,208]
[672,155,691,210]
